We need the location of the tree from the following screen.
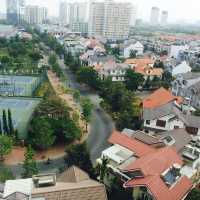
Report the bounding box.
[29,51,43,62]
[125,69,144,91]
[0,119,2,134]
[185,189,200,200]
[153,60,164,69]
[48,53,57,65]
[22,145,38,178]
[112,47,120,56]
[143,76,151,89]
[129,50,137,58]
[81,98,93,131]
[99,156,109,182]
[2,110,8,134]
[0,55,10,65]
[0,135,13,161]
[8,109,14,135]
[65,143,96,178]
[0,167,14,182]
[194,109,200,116]
[77,67,101,90]
[29,117,55,150]
[73,90,81,102]
[61,117,81,142]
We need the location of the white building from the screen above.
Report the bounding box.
[161,10,168,26]
[6,0,25,24]
[150,6,160,25]
[88,1,105,37]
[172,61,192,77]
[88,0,132,40]
[103,0,132,40]
[25,5,48,25]
[59,1,69,26]
[170,45,189,59]
[97,60,131,81]
[130,4,137,26]
[124,41,144,58]
[69,2,88,24]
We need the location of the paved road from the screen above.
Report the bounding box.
[7,58,114,177]
[7,157,66,178]
[58,59,115,164]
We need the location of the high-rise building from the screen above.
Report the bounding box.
[130,4,137,27]
[103,0,131,40]
[59,1,69,26]
[25,5,47,25]
[150,6,160,25]
[6,0,25,24]
[161,10,168,26]
[88,0,132,40]
[88,1,105,37]
[69,2,88,23]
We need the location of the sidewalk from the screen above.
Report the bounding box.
[4,145,66,165]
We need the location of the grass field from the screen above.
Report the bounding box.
[0,97,41,139]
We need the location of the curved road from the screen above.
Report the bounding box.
[58,59,114,164]
[7,58,114,177]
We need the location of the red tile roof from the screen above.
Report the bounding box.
[108,130,156,157]
[124,175,192,200]
[123,147,192,200]
[124,147,183,175]
[143,87,177,109]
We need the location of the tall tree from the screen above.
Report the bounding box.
[65,143,95,178]
[29,117,55,150]
[99,156,109,182]
[2,110,8,134]
[185,189,200,200]
[77,67,101,90]
[22,145,38,178]
[0,119,2,134]
[48,53,57,65]
[0,135,13,161]
[81,98,93,131]
[125,69,144,91]
[8,109,14,135]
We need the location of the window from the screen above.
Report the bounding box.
[156,120,166,127]
[146,120,151,125]
[174,126,179,129]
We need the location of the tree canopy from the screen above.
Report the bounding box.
[0,135,13,161]
[22,145,38,178]
[125,69,144,91]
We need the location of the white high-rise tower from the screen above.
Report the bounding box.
[150,7,160,25]
[59,1,69,26]
[161,11,168,26]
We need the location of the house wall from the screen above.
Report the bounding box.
[124,45,144,58]
[144,115,185,132]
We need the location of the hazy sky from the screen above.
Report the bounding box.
[1,0,200,23]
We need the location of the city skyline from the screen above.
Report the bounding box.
[0,0,200,23]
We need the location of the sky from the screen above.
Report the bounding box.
[0,0,200,23]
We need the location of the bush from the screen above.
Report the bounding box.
[0,166,14,182]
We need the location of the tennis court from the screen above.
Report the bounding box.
[0,97,41,139]
[0,75,42,96]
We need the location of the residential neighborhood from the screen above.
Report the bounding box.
[0,0,200,200]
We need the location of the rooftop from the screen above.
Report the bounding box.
[108,130,156,157]
[143,87,176,109]
[123,147,192,200]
